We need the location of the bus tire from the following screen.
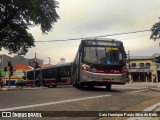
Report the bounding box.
[52,85,57,88]
[35,83,40,87]
[76,83,84,89]
[88,85,94,89]
[106,84,111,91]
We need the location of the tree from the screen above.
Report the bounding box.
[150,18,160,41]
[0,0,59,55]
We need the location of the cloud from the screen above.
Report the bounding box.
[2,0,160,64]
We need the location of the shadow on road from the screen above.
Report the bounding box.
[78,87,123,93]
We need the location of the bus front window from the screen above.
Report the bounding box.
[84,47,124,65]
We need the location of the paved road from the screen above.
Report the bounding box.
[0,83,160,120]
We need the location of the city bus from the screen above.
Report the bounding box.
[26,62,72,87]
[72,38,128,90]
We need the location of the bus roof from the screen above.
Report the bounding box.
[81,38,123,47]
[81,38,122,43]
[27,62,72,72]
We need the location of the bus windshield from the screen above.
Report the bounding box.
[83,47,125,65]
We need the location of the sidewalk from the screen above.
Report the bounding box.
[127,102,160,120]
[0,86,46,91]
[0,86,18,91]
[125,83,160,120]
[98,82,160,120]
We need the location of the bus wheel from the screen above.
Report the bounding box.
[88,85,94,89]
[106,84,111,91]
[52,85,57,88]
[35,83,40,87]
[77,84,84,89]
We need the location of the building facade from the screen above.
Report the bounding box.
[0,54,14,69]
[0,54,43,68]
[4,64,33,85]
[127,55,160,83]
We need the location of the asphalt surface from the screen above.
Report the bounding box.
[0,83,160,120]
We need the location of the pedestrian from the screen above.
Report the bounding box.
[129,74,133,84]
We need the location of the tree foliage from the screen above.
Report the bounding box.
[0,0,59,55]
[150,18,160,41]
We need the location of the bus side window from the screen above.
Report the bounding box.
[52,69,56,78]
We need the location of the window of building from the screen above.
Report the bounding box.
[131,63,136,68]
[145,63,150,68]
[139,63,144,68]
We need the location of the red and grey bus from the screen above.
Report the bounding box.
[26,62,72,87]
[72,38,128,90]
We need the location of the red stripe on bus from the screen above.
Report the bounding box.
[61,79,67,83]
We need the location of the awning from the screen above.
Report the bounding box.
[129,68,150,73]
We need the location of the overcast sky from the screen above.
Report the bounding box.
[1,0,160,64]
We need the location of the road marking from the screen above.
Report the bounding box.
[0,94,111,111]
[130,89,148,93]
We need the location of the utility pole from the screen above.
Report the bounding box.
[127,50,131,70]
[8,62,13,88]
[34,52,37,82]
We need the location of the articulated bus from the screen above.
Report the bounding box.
[72,38,128,90]
[26,38,128,90]
[26,62,72,87]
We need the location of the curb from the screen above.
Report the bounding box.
[0,87,22,91]
[150,85,160,92]
[150,88,160,92]
[0,88,9,91]
[0,87,48,91]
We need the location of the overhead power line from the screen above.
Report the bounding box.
[36,29,151,42]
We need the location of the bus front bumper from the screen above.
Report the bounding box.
[81,71,127,85]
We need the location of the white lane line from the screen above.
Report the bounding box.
[130,89,148,94]
[0,94,111,111]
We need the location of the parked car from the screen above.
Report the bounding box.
[0,77,4,87]
[15,80,26,87]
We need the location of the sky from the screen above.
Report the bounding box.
[1,0,160,64]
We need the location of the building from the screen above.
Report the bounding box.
[58,58,65,64]
[0,54,13,68]
[0,54,43,68]
[127,55,160,83]
[13,55,29,65]
[0,54,43,86]
[28,58,43,68]
[4,64,33,85]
